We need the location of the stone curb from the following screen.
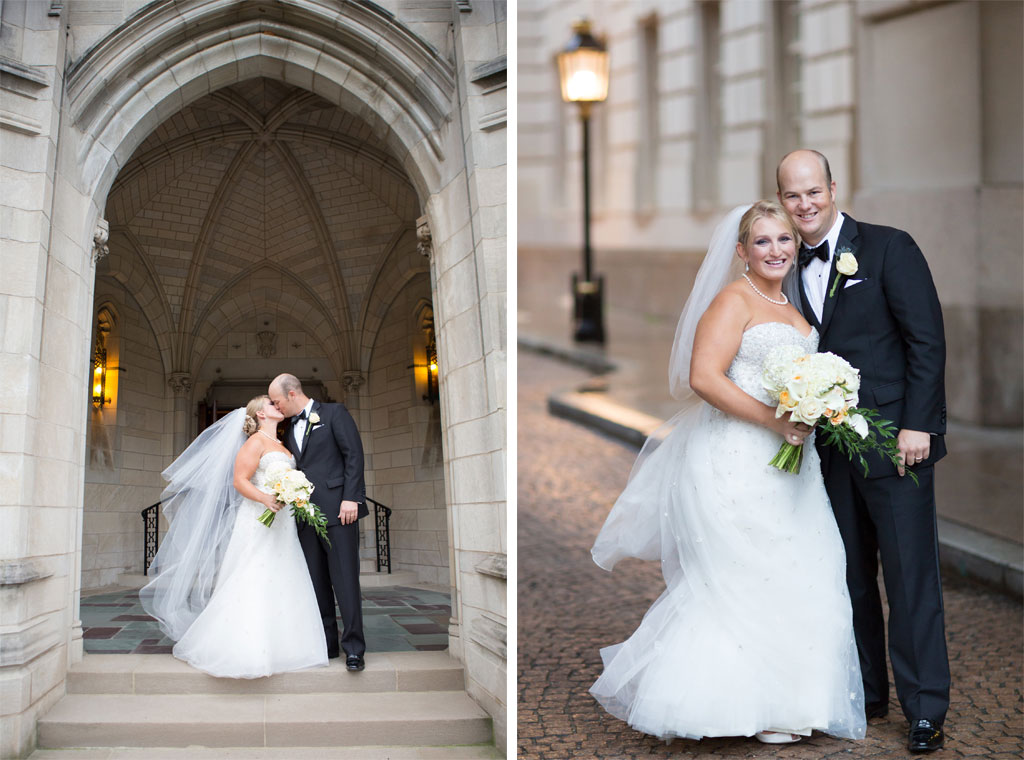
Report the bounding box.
[522,334,1024,600]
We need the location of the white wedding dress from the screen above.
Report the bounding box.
[591,322,865,741]
[172,451,328,678]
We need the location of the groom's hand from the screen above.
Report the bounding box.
[896,429,930,477]
[338,500,359,525]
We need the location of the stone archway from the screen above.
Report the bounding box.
[0,1,506,756]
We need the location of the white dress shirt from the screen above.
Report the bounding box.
[293,399,315,451]
[801,212,846,323]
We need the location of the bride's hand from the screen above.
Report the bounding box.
[774,415,811,446]
[261,493,283,513]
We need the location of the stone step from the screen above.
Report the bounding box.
[29,747,502,759]
[68,652,464,695]
[37,691,492,749]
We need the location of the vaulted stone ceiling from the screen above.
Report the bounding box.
[102,78,421,374]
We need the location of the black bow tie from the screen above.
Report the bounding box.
[799,241,829,268]
[294,410,308,423]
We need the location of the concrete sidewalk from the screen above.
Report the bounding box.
[519,298,1023,598]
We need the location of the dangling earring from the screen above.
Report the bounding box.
[744,261,750,272]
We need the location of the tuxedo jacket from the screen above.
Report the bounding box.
[284,400,368,524]
[788,214,947,479]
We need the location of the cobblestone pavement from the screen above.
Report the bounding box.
[517,351,1023,759]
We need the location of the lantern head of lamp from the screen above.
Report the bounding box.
[557,19,609,116]
[92,348,109,408]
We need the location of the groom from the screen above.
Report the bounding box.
[268,373,367,671]
[777,150,950,753]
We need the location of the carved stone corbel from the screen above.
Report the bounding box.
[92,219,109,264]
[416,215,432,259]
[342,371,365,394]
[167,372,192,396]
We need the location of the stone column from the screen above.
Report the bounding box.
[167,373,193,456]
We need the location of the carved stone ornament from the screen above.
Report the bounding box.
[256,330,277,359]
[416,215,432,259]
[342,371,365,393]
[167,372,193,396]
[92,219,110,264]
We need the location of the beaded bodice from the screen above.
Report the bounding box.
[726,322,818,405]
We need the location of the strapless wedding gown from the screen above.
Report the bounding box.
[173,451,328,678]
[591,322,866,740]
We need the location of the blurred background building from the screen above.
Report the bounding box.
[519,0,1022,430]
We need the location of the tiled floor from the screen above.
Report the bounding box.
[80,586,450,654]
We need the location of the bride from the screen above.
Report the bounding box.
[590,201,866,744]
[140,396,327,678]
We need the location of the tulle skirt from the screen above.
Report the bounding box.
[173,497,328,678]
[590,405,865,740]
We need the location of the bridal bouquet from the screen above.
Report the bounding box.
[761,346,915,482]
[256,461,331,543]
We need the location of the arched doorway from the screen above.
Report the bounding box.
[0,1,506,755]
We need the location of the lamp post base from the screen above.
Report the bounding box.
[572,274,605,343]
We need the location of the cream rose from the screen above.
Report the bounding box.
[836,251,858,277]
[794,395,826,425]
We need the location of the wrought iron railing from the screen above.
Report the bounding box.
[141,498,392,575]
[141,502,160,575]
[366,497,392,573]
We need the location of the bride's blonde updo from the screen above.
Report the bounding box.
[242,395,270,437]
[737,199,800,248]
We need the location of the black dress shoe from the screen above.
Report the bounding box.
[865,702,889,720]
[345,654,365,671]
[908,719,944,753]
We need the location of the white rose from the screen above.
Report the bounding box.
[795,395,826,425]
[836,251,858,277]
[308,412,320,424]
[848,413,869,439]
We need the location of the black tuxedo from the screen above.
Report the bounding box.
[285,400,366,658]
[790,214,950,724]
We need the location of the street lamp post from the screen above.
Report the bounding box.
[558,19,609,344]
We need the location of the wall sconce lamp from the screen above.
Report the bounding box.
[407,318,440,405]
[92,347,110,408]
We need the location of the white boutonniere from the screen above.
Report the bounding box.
[829,248,858,298]
[308,412,320,425]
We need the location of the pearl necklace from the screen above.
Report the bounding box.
[742,273,788,305]
[258,430,278,443]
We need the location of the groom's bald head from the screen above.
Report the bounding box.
[268,373,307,417]
[271,373,303,396]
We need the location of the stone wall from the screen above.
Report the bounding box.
[82,278,168,590]
[366,275,448,586]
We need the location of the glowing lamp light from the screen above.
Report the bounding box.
[92,350,109,407]
[557,20,610,107]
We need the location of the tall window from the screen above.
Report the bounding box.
[764,0,801,195]
[635,16,660,216]
[692,0,721,210]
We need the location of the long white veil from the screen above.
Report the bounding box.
[139,407,247,640]
[591,204,751,573]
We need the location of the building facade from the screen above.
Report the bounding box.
[519,0,1022,427]
[1,0,507,755]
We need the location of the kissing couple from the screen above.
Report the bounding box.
[141,373,368,676]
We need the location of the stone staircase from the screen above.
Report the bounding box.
[31,653,497,759]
